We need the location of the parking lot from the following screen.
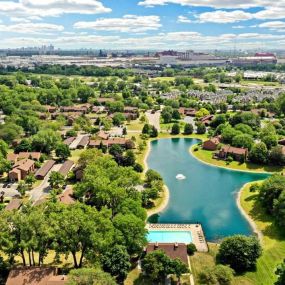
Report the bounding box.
[0,182,19,198]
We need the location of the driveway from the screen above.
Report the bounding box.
[184,116,197,132]
[29,163,62,202]
[0,183,19,198]
[146,111,161,131]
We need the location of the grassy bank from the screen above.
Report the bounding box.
[239,182,285,285]
[190,183,285,285]
[191,144,283,173]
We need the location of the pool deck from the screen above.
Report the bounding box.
[147,223,208,252]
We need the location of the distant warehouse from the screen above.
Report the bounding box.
[35,160,56,180]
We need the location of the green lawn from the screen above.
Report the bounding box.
[239,182,285,285]
[191,145,284,173]
[190,183,285,285]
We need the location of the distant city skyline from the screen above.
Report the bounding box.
[1,0,285,50]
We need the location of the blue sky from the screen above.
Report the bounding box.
[0,0,285,50]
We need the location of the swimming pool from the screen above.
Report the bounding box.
[148,230,193,244]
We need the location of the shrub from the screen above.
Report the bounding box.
[187,243,197,255]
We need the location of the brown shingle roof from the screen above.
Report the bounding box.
[35,160,56,179]
[63,137,75,146]
[6,267,57,285]
[221,145,248,155]
[58,186,75,205]
[146,243,188,265]
[19,152,41,161]
[77,136,89,147]
[58,160,74,177]
[5,199,22,211]
[17,159,35,172]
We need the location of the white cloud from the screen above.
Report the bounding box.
[138,0,272,9]
[197,10,253,23]
[259,21,285,29]
[0,23,64,34]
[177,15,192,23]
[0,0,111,18]
[74,15,161,32]
[232,25,245,29]
[2,31,285,50]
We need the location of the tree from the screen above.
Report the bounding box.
[171,123,180,135]
[261,134,278,149]
[161,106,173,123]
[269,146,285,166]
[102,245,131,282]
[145,169,162,186]
[184,123,193,135]
[123,150,136,167]
[48,171,65,189]
[217,235,262,272]
[187,243,197,255]
[221,126,241,144]
[142,123,151,135]
[0,158,12,175]
[141,250,172,282]
[77,86,95,103]
[0,140,8,158]
[55,143,71,161]
[199,265,234,285]
[52,203,114,268]
[67,268,116,285]
[142,250,189,283]
[259,175,285,214]
[150,126,158,138]
[196,108,210,118]
[275,260,285,285]
[113,213,146,256]
[232,134,254,150]
[112,113,125,126]
[273,191,285,227]
[24,174,36,188]
[249,142,268,164]
[17,181,29,197]
[31,129,61,154]
[196,122,206,134]
[172,109,181,120]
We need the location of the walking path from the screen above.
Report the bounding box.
[146,110,161,131]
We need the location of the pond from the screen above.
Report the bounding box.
[147,138,269,241]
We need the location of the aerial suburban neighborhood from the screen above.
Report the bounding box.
[0,1,285,285]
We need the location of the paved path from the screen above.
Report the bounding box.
[146,111,161,131]
[29,164,62,201]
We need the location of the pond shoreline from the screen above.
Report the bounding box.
[237,182,263,241]
[143,139,170,218]
[189,144,272,174]
[144,137,265,242]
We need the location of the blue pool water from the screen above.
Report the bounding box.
[148,230,193,243]
[147,138,269,241]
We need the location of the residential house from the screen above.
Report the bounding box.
[5,267,68,285]
[145,243,188,265]
[35,160,56,180]
[77,136,90,149]
[200,115,214,126]
[203,137,221,151]
[9,159,35,181]
[217,145,248,161]
[58,160,74,177]
[5,198,22,211]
